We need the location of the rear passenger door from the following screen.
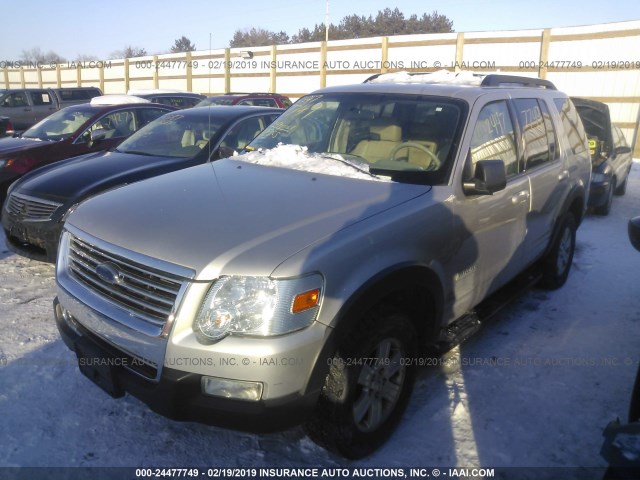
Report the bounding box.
[514,97,570,263]
[28,90,57,124]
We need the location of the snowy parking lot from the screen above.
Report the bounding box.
[1,162,640,478]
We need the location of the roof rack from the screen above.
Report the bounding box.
[222,92,279,96]
[480,74,556,90]
[363,71,557,90]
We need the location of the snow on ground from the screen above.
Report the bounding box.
[1,162,640,477]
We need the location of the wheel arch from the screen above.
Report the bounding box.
[304,263,445,396]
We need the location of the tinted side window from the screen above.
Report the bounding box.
[79,110,137,143]
[137,108,169,128]
[469,100,519,177]
[239,98,277,107]
[513,98,556,170]
[552,98,588,156]
[613,126,630,153]
[30,91,53,106]
[2,92,28,107]
[58,90,88,101]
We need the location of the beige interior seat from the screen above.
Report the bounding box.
[181,130,195,147]
[351,123,402,163]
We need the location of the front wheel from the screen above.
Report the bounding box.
[539,213,577,290]
[305,309,417,459]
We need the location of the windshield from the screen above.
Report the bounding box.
[246,93,465,184]
[116,112,223,158]
[22,108,93,141]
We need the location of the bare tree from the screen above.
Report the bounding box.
[109,46,148,59]
[20,47,66,65]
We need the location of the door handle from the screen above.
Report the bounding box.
[511,190,530,205]
[558,170,569,181]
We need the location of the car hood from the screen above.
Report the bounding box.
[16,150,189,202]
[0,136,50,156]
[67,158,430,280]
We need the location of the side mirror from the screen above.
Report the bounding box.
[463,159,507,195]
[629,217,640,253]
[615,145,632,156]
[88,129,107,147]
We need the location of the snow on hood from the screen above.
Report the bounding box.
[369,69,483,86]
[234,144,391,182]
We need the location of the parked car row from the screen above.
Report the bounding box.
[0,86,291,132]
[2,105,281,261]
[0,95,175,203]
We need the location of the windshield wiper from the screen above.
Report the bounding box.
[117,149,157,156]
[320,153,381,179]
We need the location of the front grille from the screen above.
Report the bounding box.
[67,234,184,327]
[6,193,62,220]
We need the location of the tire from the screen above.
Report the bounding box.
[305,309,417,459]
[615,174,628,196]
[595,178,615,216]
[540,213,577,290]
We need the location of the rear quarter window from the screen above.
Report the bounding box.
[552,98,589,156]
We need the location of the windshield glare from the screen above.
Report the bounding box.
[248,93,464,183]
[22,108,93,141]
[117,113,223,158]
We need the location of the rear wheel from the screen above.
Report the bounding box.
[615,174,628,196]
[540,213,577,290]
[305,309,417,459]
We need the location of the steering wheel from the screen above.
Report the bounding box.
[390,142,440,170]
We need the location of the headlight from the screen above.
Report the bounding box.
[194,274,323,343]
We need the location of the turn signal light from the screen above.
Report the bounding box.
[291,289,320,313]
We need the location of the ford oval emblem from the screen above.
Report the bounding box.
[95,262,123,285]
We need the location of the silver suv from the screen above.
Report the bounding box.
[54,72,591,458]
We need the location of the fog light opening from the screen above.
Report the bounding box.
[201,376,263,401]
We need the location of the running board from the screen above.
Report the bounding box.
[436,266,543,351]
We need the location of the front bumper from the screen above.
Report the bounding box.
[587,178,612,208]
[2,209,62,262]
[54,291,329,432]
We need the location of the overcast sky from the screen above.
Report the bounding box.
[2,0,640,60]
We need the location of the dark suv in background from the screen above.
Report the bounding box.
[572,97,633,215]
[197,92,292,108]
